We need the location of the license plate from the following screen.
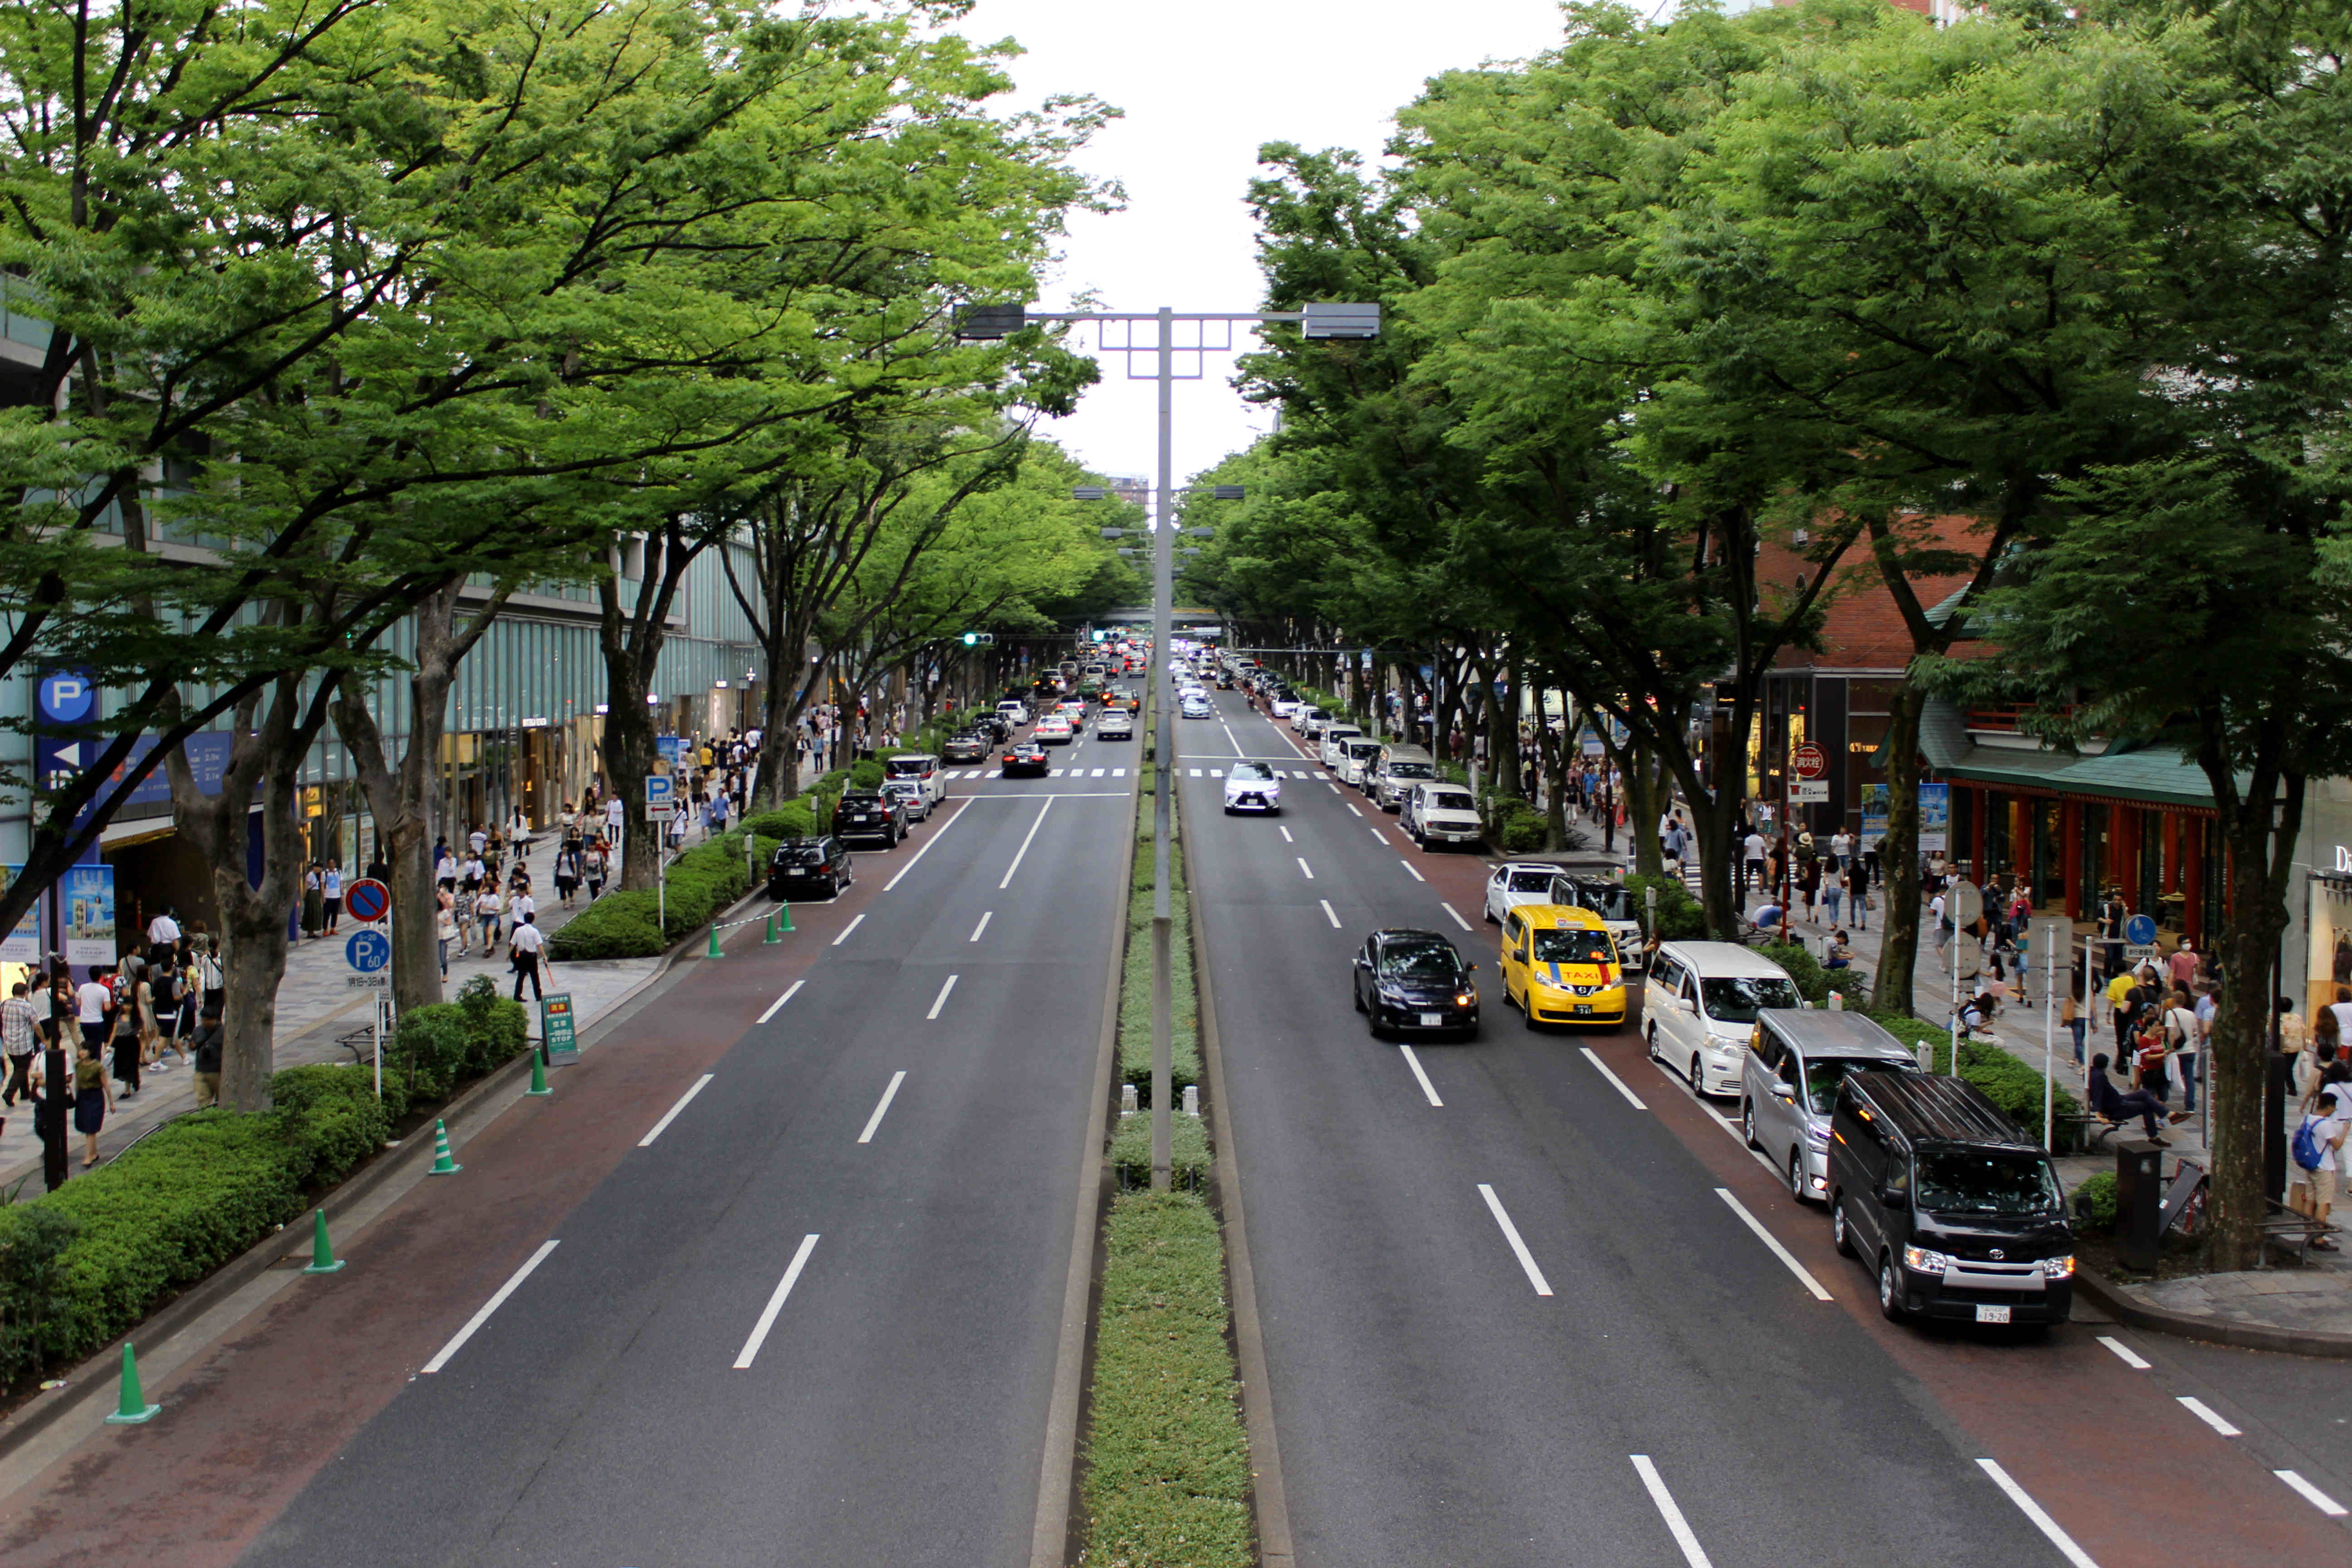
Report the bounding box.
[1420,1013,1443,1027]
[1573,1004,1593,1016]
[1975,1304,2012,1325]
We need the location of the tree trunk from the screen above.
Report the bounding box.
[2205,768,2302,1271]
[1872,682,1928,1015]
[603,673,659,890]
[1492,653,1523,799]
[1620,738,1664,878]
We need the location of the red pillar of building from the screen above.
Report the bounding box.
[1970,787,1987,883]
[2184,819,2205,946]
[2162,812,2181,897]
[2062,799,2082,919]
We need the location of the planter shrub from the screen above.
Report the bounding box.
[2073,1171,2118,1231]
[546,892,665,960]
[741,800,818,841]
[394,1002,473,1101]
[1865,1009,2082,1140]
[1622,873,1707,941]
[848,759,885,790]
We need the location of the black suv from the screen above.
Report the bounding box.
[1827,1073,2075,1328]
[832,789,906,847]
[1351,929,1480,1039]
[767,836,853,900]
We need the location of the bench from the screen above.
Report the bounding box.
[2058,1112,2133,1151]
[2263,1196,2337,1266]
[335,1025,381,1067]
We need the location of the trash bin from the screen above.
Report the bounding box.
[2116,1140,2164,1271]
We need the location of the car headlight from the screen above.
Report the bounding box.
[2038,1254,2075,1279]
[1901,1245,1952,1274]
[1807,1126,1830,1147]
[1454,992,1476,1007]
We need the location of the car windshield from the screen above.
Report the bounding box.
[1378,945,1461,981]
[884,758,929,777]
[1385,761,1435,781]
[1508,871,1559,892]
[1578,884,1637,922]
[1428,790,1476,813]
[1915,1151,2065,1216]
[778,846,824,865]
[1531,928,1613,965]
[1800,1057,1911,1116]
[1231,763,1273,780]
[1700,976,1803,1022]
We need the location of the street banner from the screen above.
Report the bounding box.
[1919,782,1950,853]
[63,863,113,966]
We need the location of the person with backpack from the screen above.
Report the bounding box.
[2293,1088,2350,1248]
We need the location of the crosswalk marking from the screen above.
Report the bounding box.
[1314,772,1329,781]
[1189,767,1203,777]
[1091,768,1106,777]
[1049,768,1063,777]
[1210,768,1224,776]
[1112,768,1127,777]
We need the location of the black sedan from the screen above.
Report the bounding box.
[767,836,853,900]
[1001,740,1050,778]
[831,789,907,847]
[941,730,990,763]
[1352,929,1480,1039]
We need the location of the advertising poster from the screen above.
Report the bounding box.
[64,863,115,967]
[1861,784,1888,853]
[1859,783,1949,854]
[0,867,39,963]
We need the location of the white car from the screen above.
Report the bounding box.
[1270,695,1302,718]
[1318,724,1363,769]
[1401,781,1484,849]
[1179,692,1214,719]
[1338,738,1383,787]
[996,701,1032,727]
[1645,941,1804,1098]
[1482,862,1570,925]
[1033,716,1074,744]
[1096,708,1134,739]
[1223,761,1282,814]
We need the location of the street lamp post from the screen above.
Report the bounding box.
[965,300,1378,1189]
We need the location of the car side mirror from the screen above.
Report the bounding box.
[1466,961,1478,973]
[1675,996,1698,1014]
[1877,1187,1910,1211]
[1771,1084,1796,1102]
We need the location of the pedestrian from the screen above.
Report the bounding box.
[2106,966,2136,1051]
[127,956,165,1071]
[1846,862,1870,932]
[2087,1052,2188,1145]
[1821,870,1842,926]
[469,823,488,859]
[75,965,113,1058]
[1930,889,1950,953]
[194,928,224,1016]
[1742,827,1765,900]
[302,862,325,937]
[436,844,458,892]
[508,806,531,862]
[1800,853,1822,922]
[73,1036,111,1167]
[436,890,457,980]
[2330,984,2352,1047]
[145,904,181,972]
[510,913,547,1002]
[322,862,343,935]
[477,882,504,955]
[108,965,142,1098]
[511,884,537,931]
[453,882,479,957]
[2062,984,2085,1065]
[2165,986,2202,1114]
[187,1002,224,1109]
[553,840,579,906]
[1829,827,1853,875]
[1,981,35,1108]
[2293,1088,2351,1246]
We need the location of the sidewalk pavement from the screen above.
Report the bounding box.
[0,870,660,1193]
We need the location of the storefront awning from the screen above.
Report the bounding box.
[1913,699,2221,813]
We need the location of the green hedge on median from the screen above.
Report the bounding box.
[1120,790,1199,1107]
[1079,1191,1254,1568]
[0,980,525,1389]
[1108,1110,1210,1191]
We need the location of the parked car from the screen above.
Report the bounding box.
[1644,941,1802,1098]
[941,731,990,763]
[1338,737,1384,789]
[1371,744,1437,811]
[882,752,947,808]
[1223,761,1282,814]
[1352,928,1480,1038]
[1317,723,1363,769]
[1000,739,1051,777]
[767,836,852,900]
[1400,781,1485,850]
[996,700,1033,727]
[1828,1071,2075,1328]
[1499,904,1624,1028]
[1559,875,1646,975]
[878,778,931,823]
[832,789,907,847]
[1483,861,1571,925]
[1742,1009,1919,1204]
[1095,707,1134,739]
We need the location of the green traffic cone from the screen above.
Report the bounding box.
[526,1046,551,1097]
[763,913,781,945]
[103,1343,160,1425]
[776,901,793,933]
[428,1118,462,1176]
[302,1208,346,1274]
[706,922,725,959]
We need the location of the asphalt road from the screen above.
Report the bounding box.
[0,712,1137,1568]
[1178,690,2352,1568]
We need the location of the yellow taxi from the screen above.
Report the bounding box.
[1500,904,1626,1028]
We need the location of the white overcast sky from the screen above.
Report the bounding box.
[957,0,1584,497]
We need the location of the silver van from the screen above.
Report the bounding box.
[1740,1008,1919,1204]
[1372,745,1437,811]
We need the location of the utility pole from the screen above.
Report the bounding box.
[961,299,1379,1190]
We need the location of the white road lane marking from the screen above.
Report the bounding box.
[1297,857,1315,880]
[1368,827,1389,846]
[926,974,960,1019]
[1221,723,1246,755]
[422,1240,560,1374]
[1581,1048,1648,1109]
[884,796,977,891]
[1975,1459,2101,1568]
[831,912,866,947]
[758,981,804,1024]
[1320,899,1342,928]
[999,796,1056,889]
[639,1074,715,1147]
[1629,1455,1716,1568]
[1712,1188,1833,1301]
[1347,803,1362,818]
[1477,1184,1553,1296]
[1399,1045,1443,1107]
[733,1234,821,1369]
[969,911,993,942]
[1326,782,1341,795]
[2277,1470,2351,1517]
[2177,1396,2241,1437]
[1279,826,1294,843]
[2096,1335,2150,1370]
[857,1071,907,1144]
[1399,859,1425,882]
[1440,902,1473,931]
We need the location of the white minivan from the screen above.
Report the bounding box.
[1644,941,1804,1099]
[1401,781,1485,850]
[1318,724,1363,769]
[882,752,947,810]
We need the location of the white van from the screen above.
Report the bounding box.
[1401,781,1484,850]
[882,752,947,809]
[1338,737,1383,788]
[1318,724,1363,769]
[1644,941,1804,1099]
[996,700,1032,727]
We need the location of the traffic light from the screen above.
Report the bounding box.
[960,631,995,647]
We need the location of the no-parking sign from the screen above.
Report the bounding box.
[344,877,391,924]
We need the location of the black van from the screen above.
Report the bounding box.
[1826,1073,2074,1327]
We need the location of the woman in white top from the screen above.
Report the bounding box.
[476,884,504,953]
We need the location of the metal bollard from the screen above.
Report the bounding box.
[1120,1083,1138,1117]
[1181,1084,1199,1117]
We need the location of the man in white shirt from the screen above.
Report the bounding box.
[604,796,625,841]
[468,826,488,858]
[76,969,114,1054]
[1930,891,1950,951]
[1742,830,1766,898]
[509,915,548,1002]
[1830,829,1853,871]
[146,907,181,971]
